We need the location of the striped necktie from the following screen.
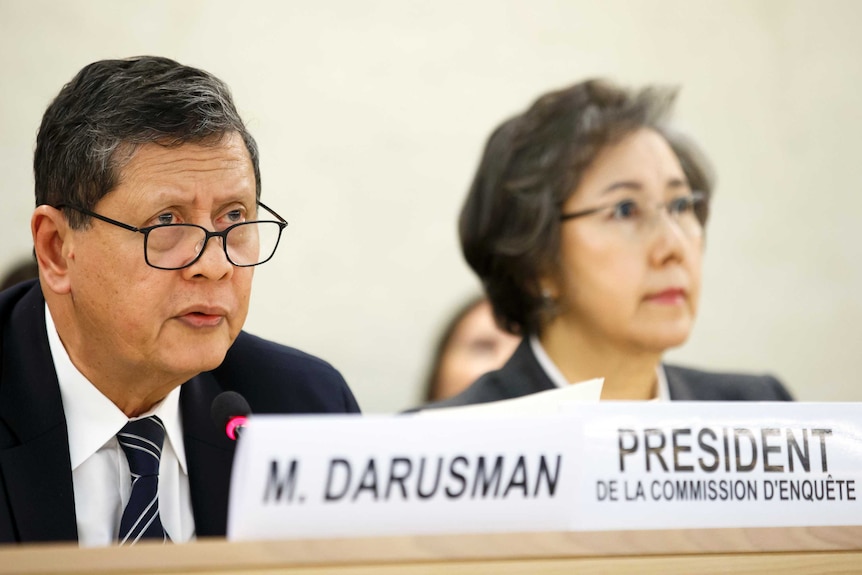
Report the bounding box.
[117,415,170,545]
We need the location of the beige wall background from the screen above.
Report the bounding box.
[1,0,860,412]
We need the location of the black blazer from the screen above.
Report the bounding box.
[426,338,793,409]
[0,281,360,544]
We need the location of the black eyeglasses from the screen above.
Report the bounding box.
[57,202,288,270]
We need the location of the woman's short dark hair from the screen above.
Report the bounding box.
[459,79,714,336]
[34,56,260,228]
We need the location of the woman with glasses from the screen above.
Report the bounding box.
[428,79,792,407]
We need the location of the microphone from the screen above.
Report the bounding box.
[211,391,251,441]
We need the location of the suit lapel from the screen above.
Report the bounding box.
[180,372,236,537]
[0,284,77,542]
[499,338,557,397]
[0,427,78,541]
[664,365,697,400]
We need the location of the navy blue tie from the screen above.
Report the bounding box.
[117,416,170,545]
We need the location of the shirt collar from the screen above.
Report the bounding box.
[46,303,188,472]
[654,363,671,402]
[529,333,669,401]
[529,334,578,390]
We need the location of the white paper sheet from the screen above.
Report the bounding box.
[415,378,604,417]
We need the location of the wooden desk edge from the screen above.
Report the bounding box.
[0,526,860,573]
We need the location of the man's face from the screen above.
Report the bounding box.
[64,133,257,383]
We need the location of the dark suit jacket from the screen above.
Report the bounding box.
[0,281,360,544]
[425,338,793,409]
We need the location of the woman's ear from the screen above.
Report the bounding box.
[32,205,73,295]
[538,274,560,302]
[536,271,563,329]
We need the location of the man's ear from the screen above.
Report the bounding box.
[32,205,73,295]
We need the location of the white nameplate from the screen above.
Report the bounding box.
[227,414,579,540]
[227,404,862,541]
[570,402,862,530]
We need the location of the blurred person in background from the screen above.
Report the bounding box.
[426,79,791,407]
[421,295,520,403]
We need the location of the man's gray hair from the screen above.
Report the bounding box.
[34,56,260,228]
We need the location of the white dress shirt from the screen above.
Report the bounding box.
[46,304,196,547]
[529,334,670,401]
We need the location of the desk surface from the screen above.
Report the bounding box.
[0,526,860,574]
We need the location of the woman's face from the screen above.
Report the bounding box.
[544,128,703,355]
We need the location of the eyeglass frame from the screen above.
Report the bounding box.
[54,201,288,270]
[558,190,706,232]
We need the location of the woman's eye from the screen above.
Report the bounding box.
[668,196,694,215]
[156,213,175,225]
[611,200,640,220]
[468,338,498,356]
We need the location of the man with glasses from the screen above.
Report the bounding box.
[0,56,360,545]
